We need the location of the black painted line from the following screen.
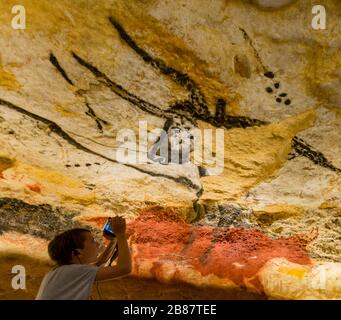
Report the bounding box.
[222,113,266,129]
[94,118,103,132]
[71,52,170,120]
[49,53,74,85]
[0,98,201,191]
[85,103,110,133]
[238,27,266,72]
[109,17,210,119]
[0,98,108,156]
[292,137,341,173]
[165,100,198,125]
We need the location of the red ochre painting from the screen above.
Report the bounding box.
[84,208,315,297]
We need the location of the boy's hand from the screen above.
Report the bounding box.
[110,216,126,235]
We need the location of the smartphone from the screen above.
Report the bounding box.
[103,218,116,237]
[103,218,119,266]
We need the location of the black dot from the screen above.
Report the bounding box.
[264,71,275,79]
[65,164,71,168]
[279,93,287,97]
[85,163,92,167]
[276,98,282,103]
[74,164,80,167]
[274,82,280,89]
[8,130,15,134]
[284,99,291,105]
[94,162,101,165]
[266,87,273,93]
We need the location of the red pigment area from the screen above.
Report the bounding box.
[126,211,313,293]
[26,183,41,193]
[82,217,108,229]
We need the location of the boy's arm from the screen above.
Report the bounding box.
[95,217,132,281]
[95,239,117,267]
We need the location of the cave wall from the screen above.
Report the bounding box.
[0,0,340,299]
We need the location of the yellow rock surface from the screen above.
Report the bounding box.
[0,65,21,91]
[253,204,305,225]
[199,109,316,201]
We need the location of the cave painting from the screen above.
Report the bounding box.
[2,16,338,192]
[84,207,317,297]
[54,17,341,176]
[0,11,340,300]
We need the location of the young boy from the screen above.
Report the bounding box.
[36,216,131,300]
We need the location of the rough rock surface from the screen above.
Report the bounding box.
[0,0,340,299]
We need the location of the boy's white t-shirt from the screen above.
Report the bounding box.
[35,264,99,300]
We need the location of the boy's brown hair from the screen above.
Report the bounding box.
[48,228,90,266]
